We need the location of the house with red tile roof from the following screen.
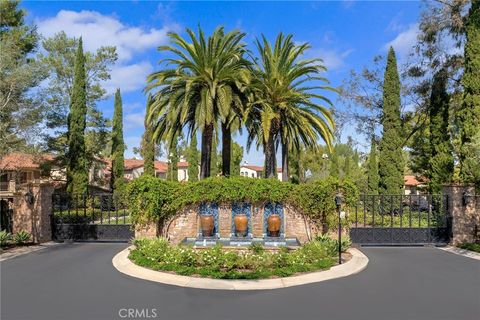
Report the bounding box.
[404,175,428,195]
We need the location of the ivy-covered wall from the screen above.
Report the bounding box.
[127,176,359,242]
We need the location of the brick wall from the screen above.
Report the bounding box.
[135,202,317,244]
[12,183,54,243]
[443,184,479,245]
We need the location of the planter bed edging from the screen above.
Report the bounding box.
[112,246,369,290]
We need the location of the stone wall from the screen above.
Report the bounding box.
[443,184,479,245]
[12,183,54,243]
[134,202,317,244]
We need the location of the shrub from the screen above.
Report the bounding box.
[0,231,12,247]
[129,237,338,279]
[13,231,31,245]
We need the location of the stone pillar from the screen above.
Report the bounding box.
[12,183,54,243]
[443,184,478,245]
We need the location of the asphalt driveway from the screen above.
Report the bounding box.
[1,243,479,320]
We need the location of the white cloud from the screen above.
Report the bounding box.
[36,10,174,93]
[104,61,153,94]
[308,48,354,70]
[384,23,419,59]
[124,112,145,130]
[37,10,171,61]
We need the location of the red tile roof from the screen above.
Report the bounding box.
[404,175,427,186]
[122,159,188,173]
[0,153,54,170]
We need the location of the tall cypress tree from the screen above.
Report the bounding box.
[367,138,379,195]
[187,134,199,182]
[143,97,155,176]
[167,136,178,181]
[459,1,480,184]
[110,89,125,198]
[428,69,453,192]
[66,38,88,195]
[379,47,404,194]
[210,134,218,177]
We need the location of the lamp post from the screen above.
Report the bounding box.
[335,192,343,264]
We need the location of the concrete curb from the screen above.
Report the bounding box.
[438,246,480,261]
[112,246,369,290]
[0,242,61,262]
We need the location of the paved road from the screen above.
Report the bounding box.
[1,243,479,320]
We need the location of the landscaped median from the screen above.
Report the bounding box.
[112,237,368,290]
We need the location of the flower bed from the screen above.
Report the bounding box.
[128,236,351,279]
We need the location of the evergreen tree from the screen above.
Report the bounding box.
[231,142,244,177]
[459,1,480,185]
[187,134,199,182]
[167,136,178,181]
[210,134,218,177]
[142,97,155,176]
[110,89,125,198]
[367,138,379,195]
[378,47,404,194]
[428,69,454,192]
[66,38,88,195]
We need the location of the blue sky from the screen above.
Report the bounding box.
[23,1,422,164]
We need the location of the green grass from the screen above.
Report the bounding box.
[458,243,480,253]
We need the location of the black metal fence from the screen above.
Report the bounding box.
[52,193,133,242]
[349,194,451,245]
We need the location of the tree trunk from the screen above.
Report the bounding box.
[221,123,231,177]
[200,124,213,179]
[264,129,277,179]
[281,141,288,182]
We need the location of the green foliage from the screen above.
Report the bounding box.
[0,0,46,157]
[111,89,125,198]
[66,38,88,195]
[187,134,199,181]
[367,138,379,194]
[38,31,116,162]
[167,135,179,181]
[379,47,404,194]
[0,231,12,247]
[458,242,480,253]
[13,231,31,245]
[130,237,337,279]
[459,1,480,187]
[428,69,454,192]
[142,97,156,176]
[126,175,179,224]
[145,26,249,179]
[126,175,359,230]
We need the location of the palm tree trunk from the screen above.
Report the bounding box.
[221,123,231,177]
[281,141,288,182]
[200,124,213,179]
[264,130,277,179]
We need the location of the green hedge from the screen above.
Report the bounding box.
[126,176,359,231]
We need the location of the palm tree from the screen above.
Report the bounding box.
[145,26,249,179]
[245,33,335,180]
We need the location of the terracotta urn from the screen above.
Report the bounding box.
[267,214,281,237]
[200,214,214,237]
[234,214,248,237]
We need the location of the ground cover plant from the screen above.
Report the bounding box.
[129,236,351,279]
[458,243,480,253]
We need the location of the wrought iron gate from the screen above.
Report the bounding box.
[52,193,133,242]
[349,194,451,245]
